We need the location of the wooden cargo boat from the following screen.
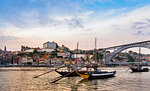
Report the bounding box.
[76,70,116,80]
[55,70,97,77]
[55,70,81,76]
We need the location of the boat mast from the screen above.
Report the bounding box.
[76,41,79,66]
[77,41,79,54]
[138,46,141,68]
[93,37,99,71]
[95,37,97,64]
[76,41,79,58]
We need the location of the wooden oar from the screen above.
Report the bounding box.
[33,66,66,78]
[125,68,130,73]
[51,67,83,83]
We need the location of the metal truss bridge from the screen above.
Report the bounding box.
[99,40,150,65]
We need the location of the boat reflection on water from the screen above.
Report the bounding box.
[70,79,98,91]
[70,76,116,91]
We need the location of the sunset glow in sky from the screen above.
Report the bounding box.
[1,0,150,51]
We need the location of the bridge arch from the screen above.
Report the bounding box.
[106,44,150,63]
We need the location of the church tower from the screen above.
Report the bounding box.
[4,46,6,52]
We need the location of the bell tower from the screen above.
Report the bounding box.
[4,46,6,52]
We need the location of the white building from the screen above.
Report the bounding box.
[25,49,34,52]
[41,48,55,52]
[72,54,87,59]
[43,41,57,49]
[57,52,71,58]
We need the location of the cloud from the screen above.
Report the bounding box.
[83,0,112,4]
[0,29,20,42]
[106,5,150,35]
[146,19,150,22]
[65,17,84,28]
[0,36,20,41]
[148,32,150,35]
[1,1,150,50]
[135,31,142,35]
[134,22,147,25]
[131,19,150,30]
[81,5,150,48]
[111,24,120,31]
[1,9,95,34]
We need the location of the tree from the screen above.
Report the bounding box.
[106,51,110,53]
[17,53,26,57]
[50,51,57,58]
[133,52,137,55]
[127,54,135,62]
[99,53,103,59]
[27,52,33,57]
[57,56,63,58]
[128,50,133,54]
[115,56,124,60]
[33,49,37,53]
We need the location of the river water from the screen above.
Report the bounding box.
[0,66,150,91]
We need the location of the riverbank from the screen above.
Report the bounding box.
[0,64,66,67]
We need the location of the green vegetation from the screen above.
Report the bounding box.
[115,56,124,60]
[50,51,57,58]
[27,62,32,65]
[127,54,135,62]
[57,56,63,58]
[18,53,25,56]
[99,53,103,59]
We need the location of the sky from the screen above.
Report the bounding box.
[1,0,150,52]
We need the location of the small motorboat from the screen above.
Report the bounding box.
[76,70,116,80]
[131,67,149,72]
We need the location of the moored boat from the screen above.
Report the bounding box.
[75,38,116,79]
[55,70,82,76]
[131,67,149,72]
[55,70,97,77]
[76,70,116,80]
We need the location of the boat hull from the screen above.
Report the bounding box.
[131,68,149,72]
[76,70,116,80]
[55,70,88,77]
[89,71,116,79]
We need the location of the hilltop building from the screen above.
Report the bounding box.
[40,48,55,52]
[21,45,31,52]
[43,41,58,49]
